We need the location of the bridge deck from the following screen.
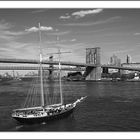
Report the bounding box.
[0,58,96,67]
[0,58,140,71]
[0,66,84,71]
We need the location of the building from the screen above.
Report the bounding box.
[109,54,121,73]
[110,54,121,66]
[126,55,132,64]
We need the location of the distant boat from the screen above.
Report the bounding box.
[127,73,140,82]
[12,23,86,124]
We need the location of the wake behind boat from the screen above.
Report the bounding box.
[11,23,87,124]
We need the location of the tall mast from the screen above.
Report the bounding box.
[57,36,63,105]
[38,23,44,107]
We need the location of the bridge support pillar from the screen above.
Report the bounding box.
[85,47,101,81]
[102,67,109,74]
[85,66,101,80]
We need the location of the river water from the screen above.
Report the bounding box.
[1,80,140,131]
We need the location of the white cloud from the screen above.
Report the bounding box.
[71,39,76,42]
[25,27,38,32]
[0,20,38,58]
[25,26,53,32]
[59,15,71,19]
[0,21,53,59]
[40,26,53,31]
[134,33,140,36]
[31,9,47,14]
[60,9,103,20]
[72,9,103,18]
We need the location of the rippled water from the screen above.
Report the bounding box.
[1,80,140,131]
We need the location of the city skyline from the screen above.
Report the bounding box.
[0,9,140,64]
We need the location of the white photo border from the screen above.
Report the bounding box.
[0,1,140,139]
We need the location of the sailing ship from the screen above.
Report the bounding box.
[11,23,86,124]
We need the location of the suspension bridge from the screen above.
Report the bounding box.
[0,47,139,80]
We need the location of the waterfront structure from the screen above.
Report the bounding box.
[122,63,140,74]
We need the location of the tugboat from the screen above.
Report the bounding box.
[12,23,86,124]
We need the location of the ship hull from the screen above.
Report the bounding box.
[12,107,74,124]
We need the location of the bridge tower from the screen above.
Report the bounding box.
[85,47,101,81]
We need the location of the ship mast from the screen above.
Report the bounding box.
[57,36,63,105]
[38,23,44,107]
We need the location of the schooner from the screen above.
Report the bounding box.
[12,23,86,124]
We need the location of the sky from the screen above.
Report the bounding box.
[0,9,140,65]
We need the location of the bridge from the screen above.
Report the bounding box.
[0,47,139,80]
[0,66,85,71]
[0,58,97,67]
[102,65,140,72]
[0,60,140,71]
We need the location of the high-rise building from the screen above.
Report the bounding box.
[110,54,121,66]
[126,55,132,64]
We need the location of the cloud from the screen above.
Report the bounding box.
[31,9,47,14]
[134,33,140,36]
[0,30,27,41]
[60,9,103,20]
[71,39,76,42]
[47,31,70,36]
[62,16,121,26]
[72,9,103,18]
[0,21,53,59]
[0,34,14,40]
[3,30,26,36]
[0,20,13,30]
[0,20,38,58]
[0,40,41,59]
[109,48,134,54]
[59,15,71,19]
[0,41,31,58]
[5,41,30,49]
[0,20,27,41]
[25,26,53,32]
